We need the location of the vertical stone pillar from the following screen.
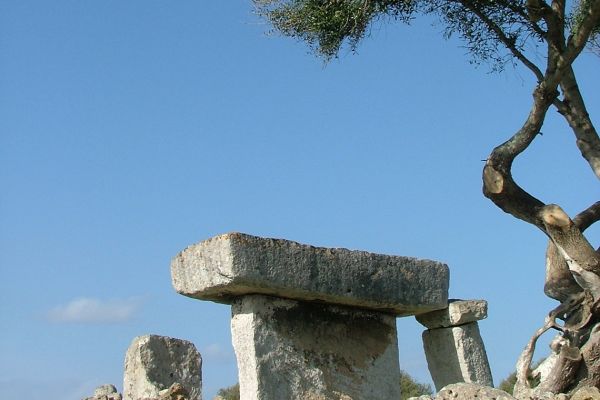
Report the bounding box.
[231,295,400,400]
[123,334,202,400]
[171,233,451,400]
[416,299,493,391]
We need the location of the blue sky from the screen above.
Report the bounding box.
[1,1,598,399]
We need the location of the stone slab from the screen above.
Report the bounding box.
[416,299,487,329]
[231,294,401,400]
[422,323,493,391]
[171,233,449,316]
[123,335,202,400]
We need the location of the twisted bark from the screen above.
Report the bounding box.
[481,1,600,396]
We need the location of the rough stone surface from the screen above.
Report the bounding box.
[82,384,122,400]
[157,383,191,400]
[416,299,487,329]
[429,383,514,399]
[94,385,119,397]
[231,294,400,400]
[571,386,600,400]
[405,385,597,400]
[423,323,493,390]
[171,232,449,316]
[123,335,201,400]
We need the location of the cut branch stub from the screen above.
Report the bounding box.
[482,162,546,229]
[540,205,600,300]
[544,202,600,302]
[482,84,556,231]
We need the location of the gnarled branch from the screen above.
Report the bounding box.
[541,204,600,301]
[555,68,600,179]
[545,202,600,302]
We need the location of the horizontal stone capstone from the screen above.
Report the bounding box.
[171,232,449,316]
[416,299,488,329]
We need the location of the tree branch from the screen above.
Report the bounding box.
[483,85,556,229]
[556,68,600,178]
[573,323,600,391]
[461,1,545,81]
[545,202,600,302]
[533,342,582,395]
[563,0,600,67]
[541,204,600,301]
[574,201,600,231]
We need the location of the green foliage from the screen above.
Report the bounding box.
[216,370,432,399]
[216,383,240,400]
[253,0,597,69]
[400,369,433,399]
[498,370,517,395]
[497,359,544,395]
[571,0,600,54]
[254,0,414,60]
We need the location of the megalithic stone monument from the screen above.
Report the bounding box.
[171,232,450,400]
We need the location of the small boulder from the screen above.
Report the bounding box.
[571,386,600,400]
[82,384,122,400]
[425,383,515,399]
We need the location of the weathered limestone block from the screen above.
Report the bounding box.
[422,323,493,391]
[416,299,487,329]
[231,294,401,400]
[123,335,201,400]
[171,232,449,316]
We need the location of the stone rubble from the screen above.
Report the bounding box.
[407,382,515,400]
[570,386,600,400]
[407,383,600,400]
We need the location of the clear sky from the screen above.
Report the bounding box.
[1,1,598,399]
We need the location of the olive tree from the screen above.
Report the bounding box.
[251,0,600,397]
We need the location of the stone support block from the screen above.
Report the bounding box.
[123,335,202,400]
[171,233,449,316]
[416,299,487,329]
[231,295,400,400]
[422,323,493,391]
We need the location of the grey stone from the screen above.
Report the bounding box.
[123,335,201,400]
[171,232,449,316]
[422,323,493,391]
[157,383,191,400]
[81,384,122,400]
[94,385,118,397]
[416,299,487,329]
[231,294,400,400]
[434,383,514,399]
[571,386,600,400]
